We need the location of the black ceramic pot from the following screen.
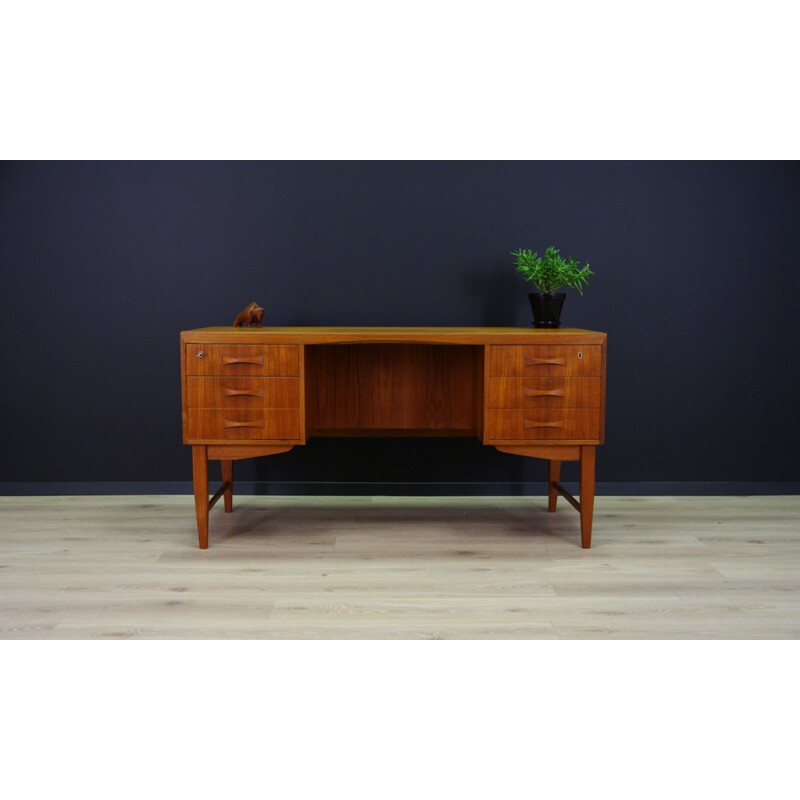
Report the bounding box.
[529,292,566,328]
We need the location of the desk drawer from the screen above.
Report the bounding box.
[488,377,601,408]
[187,377,300,409]
[187,409,301,440]
[489,345,601,377]
[487,409,600,441]
[186,344,299,376]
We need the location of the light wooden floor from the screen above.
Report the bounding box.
[1,494,798,639]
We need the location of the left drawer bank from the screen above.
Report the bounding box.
[183,343,304,443]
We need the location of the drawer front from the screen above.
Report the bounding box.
[488,377,602,408]
[187,377,300,409]
[489,345,601,377]
[187,408,301,440]
[487,409,600,441]
[185,344,299,376]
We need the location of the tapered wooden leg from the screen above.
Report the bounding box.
[221,460,233,512]
[192,445,209,549]
[547,460,561,512]
[579,445,596,549]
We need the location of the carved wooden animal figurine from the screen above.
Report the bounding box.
[233,302,265,328]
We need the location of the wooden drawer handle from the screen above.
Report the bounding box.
[523,357,567,367]
[222,387,265,398]
[523,418,563,429]
[222,418,265,429]
[222,356,265,366]
[523,387,565,398]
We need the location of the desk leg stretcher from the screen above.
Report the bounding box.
[191,444,293,549]
[547,447,596,548]
[497,444,596,548]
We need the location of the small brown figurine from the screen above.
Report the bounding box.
[233,301,265,328]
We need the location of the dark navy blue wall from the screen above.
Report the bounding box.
[2,161,798,488]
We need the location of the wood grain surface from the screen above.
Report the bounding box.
[187,408,302,440]
[489,345,602,377]
[488,377,602,409]
[306,343,478,433]
[185,344,300,376]
[1,495,798,639]
[181,327,608,345]
[187,377,301,409]
[486,408,600,441]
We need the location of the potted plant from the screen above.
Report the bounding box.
[511,245,593,328]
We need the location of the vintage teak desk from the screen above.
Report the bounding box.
[180,327,607,549]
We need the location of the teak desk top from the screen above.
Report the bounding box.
[182,326,606,344]
[181,326,607,549]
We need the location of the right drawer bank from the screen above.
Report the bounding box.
[486,345,603,443]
